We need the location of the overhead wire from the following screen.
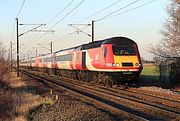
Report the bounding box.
[33,0,86,44]
[53,33,76,47]
[24,0,75,45]
[75,0,123,23]
[106,0,158,48]
[52,24,90,43]
[49,0,86,30]
[50,26,69,42]
[51,0,125,48]
[25,0,86,49]
[46,0,75,24]
[48,0,123,44]
[11,0,26,44]
[16,0,26,17]
[12,0,26,57]
[105,0,158,20]
[25,0,156,53]
[96,0,141,22]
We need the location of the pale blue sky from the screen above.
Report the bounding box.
[0,0,170,60]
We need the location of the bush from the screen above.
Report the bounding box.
[0,90,14,121]
[0,59,8,81]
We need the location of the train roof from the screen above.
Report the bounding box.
[103,37,136,45]
[54,36,136,52]
[81,36,136,50]
[80,40,104,50]
[55,45,81,53]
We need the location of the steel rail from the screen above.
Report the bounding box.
[21,70,151,121]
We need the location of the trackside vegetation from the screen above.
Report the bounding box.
[0,42,54,121]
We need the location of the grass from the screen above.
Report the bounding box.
[0,70,54,121]
[138,64,179,88]
[139,64,160,84]
[141,64,159,76]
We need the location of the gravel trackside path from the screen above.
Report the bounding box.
[29,93,122,121]
[20,72,124,121]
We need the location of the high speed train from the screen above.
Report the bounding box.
[20,36,143,87]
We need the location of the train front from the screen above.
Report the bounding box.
[102,37,143,83]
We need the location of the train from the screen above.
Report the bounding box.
[20,36,143,87]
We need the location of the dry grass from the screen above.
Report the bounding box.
[0,69,51,121]
[0,59,8,81]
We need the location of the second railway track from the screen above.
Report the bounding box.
[21,69,180,121]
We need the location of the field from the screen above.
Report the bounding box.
[139,64,160,85]
[141,64,159,76]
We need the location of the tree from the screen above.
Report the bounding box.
[0,42,8,81]
[152,0,180,60]
[151,0,180,85]
[0,42,6,59]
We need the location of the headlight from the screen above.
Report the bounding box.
[135,63,142,66]
[112,63,120,67]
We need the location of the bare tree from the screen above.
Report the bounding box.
[151,0,180,85]
[151,0,180,61]
[0,42,6,59]
[0,42,8,81]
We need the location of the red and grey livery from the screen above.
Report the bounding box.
[20,37,143,86]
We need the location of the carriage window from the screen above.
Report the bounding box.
[56,54,72,61]
[113,46,136,55]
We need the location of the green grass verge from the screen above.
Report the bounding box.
[139,64,160,82]
[141,64,159,76]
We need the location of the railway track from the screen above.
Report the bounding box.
[74,80,180,109]
[125,88,180,103]
[49,75,180,119]
[21,69,180,120]
[58,77,180,112]
[61,75,180,109]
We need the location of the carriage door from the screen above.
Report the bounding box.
[82,51,86,69]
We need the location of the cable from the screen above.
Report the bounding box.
[106,0,158,20]
[54,33,76,47]
[49,24,89,43]
[24,25,69,49]
[96,0,140,22]
[46,0,75,24]
[47,0,123,45]
[28,0,86,47]
[50,26,70,42]
[16,0,26,17]
[29,0,86,46]
[53,24,89,43]
[49,0,86,30]
[19,0,75,49]
[75,0,123,23]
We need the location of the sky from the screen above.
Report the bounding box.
[0,0,170,60]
